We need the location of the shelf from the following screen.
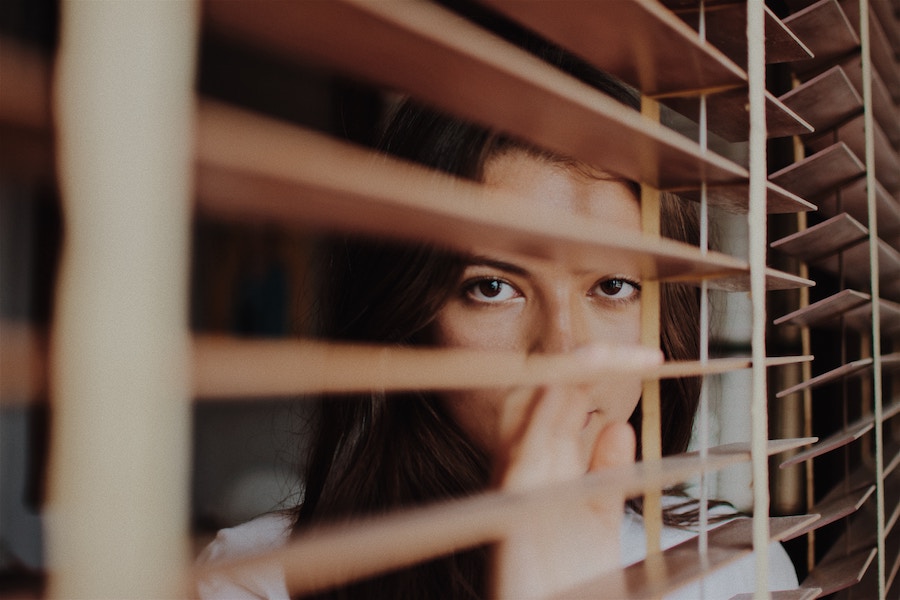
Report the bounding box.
[770,213,869,262]
[481,0,747,96]
[663,88,813,142]
[662,3,813,68]
[784,0,860,74]
[776,352,900,398]
[676,180,816,215]
[778,65,863,133]
[768,142,865,200]
[204,0,749,190]
[563,515,820,599]
[805,113,900,194]
[196,101,749,283]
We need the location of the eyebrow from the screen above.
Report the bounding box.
[464,255,530,277]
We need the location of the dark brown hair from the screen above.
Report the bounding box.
[291,46,701,600]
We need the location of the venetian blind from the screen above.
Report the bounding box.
[0,0,897,598]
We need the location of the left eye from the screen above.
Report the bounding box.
[464,278,520,303]
[592,278,640,300]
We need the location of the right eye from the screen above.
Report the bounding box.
[463,278,521,304]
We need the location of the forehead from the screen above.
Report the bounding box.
[482,151,641,227]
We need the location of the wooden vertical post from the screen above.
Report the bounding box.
[640,96,663,558]
[48,1,198,597]
[746,1,770,597]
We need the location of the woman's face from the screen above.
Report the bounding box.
[432,149,644,469]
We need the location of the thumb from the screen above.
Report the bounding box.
[589,421,636,472]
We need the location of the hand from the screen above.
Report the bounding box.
[490,386,636,599]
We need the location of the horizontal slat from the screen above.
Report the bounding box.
[730,589,822,600]
[837,53,900,148]
[802,546,877,596]
[675,180,817,215]
[816,238,900,302]
[203,0,749,190]
[196,101,749,282]
[481,0,748,96]
[776,352,900,398]
[843,296,900,333]
[773,288,870,327]
[816,178,900,243]
[193,445,815,598]
[778,66,863,133]
[0,323,811,403]
[662,3,814,68]
[779,417,874,468]
[782,484,875,540]
[768,142,865,200]
[560,515,820,599]
[770,213,869,262]
[784,0,859,73]
[696,267,815,293]
[838,0,900,101]
[780,398,900,469]
[664,88,814,142]
[805,113,900,193]
[195,340,812,399]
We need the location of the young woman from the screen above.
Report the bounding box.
[199,43,799,600]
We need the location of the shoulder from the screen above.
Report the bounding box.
[196,512,293,600]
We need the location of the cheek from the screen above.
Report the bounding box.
[432,302,526,352]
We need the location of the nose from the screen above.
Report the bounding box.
[529,289,590,354]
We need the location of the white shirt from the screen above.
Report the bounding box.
[198,509,799,599]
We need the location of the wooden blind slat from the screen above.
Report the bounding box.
[802,546,877,596]
[661,3,814,68]
[664,89,813,142]
[768,142,865,200]
[480,0,747,95]
[784,0,860,74]
[838,53,900,148]
[771,213,869,262]
[782,484,876,540]
[776,352,900,398]
[0,324,811,404]
[816,238,900,302]
[805,113,900,193]
[676,181,817,215]
[774,288,871,327]
[816,178,900,243]
[778,65,864,132]
[698,268,815,293]
[559,515,819,600]
[729,588,822,600]
[196,446,799,598]
[203,0,748,190]
[195,101,748,281]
